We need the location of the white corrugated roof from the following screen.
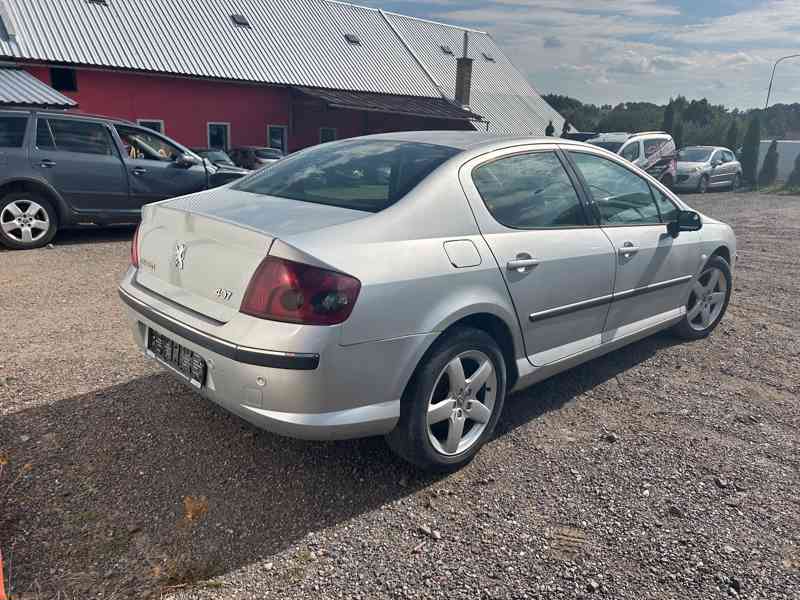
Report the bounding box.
[0,67,76,107]
[0,0,565,133]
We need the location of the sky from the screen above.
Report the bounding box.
[358,0,800,109]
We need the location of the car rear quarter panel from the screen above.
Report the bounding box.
[272,165,524,354]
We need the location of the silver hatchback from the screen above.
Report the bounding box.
[674,146,742,193]
[120,132,736,471]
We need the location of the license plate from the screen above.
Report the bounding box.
[146,328,207,388]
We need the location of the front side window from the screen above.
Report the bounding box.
[652,186,679,222]
[472,152,585,229]
[37,118,114,156]
[570,152,660,225]
[0,116,28,147]
[620,142,640,162]
[234,139,459,212]
[116,125,181,162]
[722,150,735,163]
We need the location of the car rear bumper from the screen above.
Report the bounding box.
[119,270,434,440]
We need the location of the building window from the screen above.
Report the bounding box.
[137,119,164,134]
[320,127,337,144]
[208,122,230,150]
[50,67,78,92]
[268,125,287,153]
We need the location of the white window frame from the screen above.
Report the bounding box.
[207,121,231,149]
[137,119,165,134]
[319,127,337,144]
[267,124,288,152]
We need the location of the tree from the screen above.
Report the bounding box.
[662,100,675,134]
[758,140,779,187]
[786,152,800,187]
[740,116,761,184]
[726,120,739,151]
[672,118,684,149]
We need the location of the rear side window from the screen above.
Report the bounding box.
[36,118,115,156]
[235,139,459,212]
[0,116,28,147]
[570,152,661,225]
[472,152,585,229]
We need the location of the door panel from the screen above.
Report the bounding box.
[114,124,207,206]
[567,150,702,336]
[31,117,129,213]
[709,151,727,185]
[461,147,616,366]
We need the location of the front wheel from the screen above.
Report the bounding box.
[0,192,58,249]
[697,175,709,194]
[385,327,507,472]
[672,255,732,340]
[731,174,741,191]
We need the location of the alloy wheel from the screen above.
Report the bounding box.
[0,199,50,245]
[687,266,728,331]
[426,350,497,456]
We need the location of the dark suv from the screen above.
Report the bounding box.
[0,109,246,249]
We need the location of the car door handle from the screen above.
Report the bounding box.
[40,159,56,168]
[132,167,147,176]
[618,243,640,257]
[507,256,540,272]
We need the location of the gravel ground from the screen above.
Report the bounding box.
[1,192,798,599]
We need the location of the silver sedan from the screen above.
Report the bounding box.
[119,132,736,471]
[674,146,743,193]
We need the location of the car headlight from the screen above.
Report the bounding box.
[691,166,703,174]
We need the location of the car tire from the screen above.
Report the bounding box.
[731,174,741,191]
[0,192,58,250]
[385,326,507,472]
[672,255,732,340]
[697,175,709,194]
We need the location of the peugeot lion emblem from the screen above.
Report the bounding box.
[174,243,186,271]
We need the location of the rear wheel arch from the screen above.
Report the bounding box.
[0,179,68,225]
[401,311,521,401]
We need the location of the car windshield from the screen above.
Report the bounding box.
[589,141,624,153]
[203,150,235,165]
[234,139,459,212]
[678,148,713,162]
[256,149,283,159]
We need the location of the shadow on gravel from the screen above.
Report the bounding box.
[0,331,684,597]
[0,226,135,253]
[497,330,683,435]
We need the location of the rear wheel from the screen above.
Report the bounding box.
[672,255,732,340]
[0,192,58,249]
[385,327,507,472]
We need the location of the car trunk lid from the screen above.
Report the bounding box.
[135,188,369,322]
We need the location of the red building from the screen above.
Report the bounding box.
[0,0,565,153]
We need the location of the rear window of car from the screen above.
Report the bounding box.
[590,141,623,153]
[0,115,28,147]
[234,139,460,212]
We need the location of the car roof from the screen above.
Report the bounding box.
[358,130,590,151]
[0,107,135,125]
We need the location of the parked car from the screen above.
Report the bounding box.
[587,131,677,188]
[191,148,250,174]
[0,109,248,250]
[674,146,742,193]
[119,132,736,471]
[229,146,284,170]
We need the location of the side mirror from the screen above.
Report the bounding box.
[712,159,723,167]
[175,153,200,168]
[667,210,702,238]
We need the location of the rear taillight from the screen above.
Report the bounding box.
[240,257,361,326]
[131,224,140,267]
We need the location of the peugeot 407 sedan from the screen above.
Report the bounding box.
[119,132,736,471]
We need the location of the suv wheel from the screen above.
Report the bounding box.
[386,327,507,472]
[0,192,58,250]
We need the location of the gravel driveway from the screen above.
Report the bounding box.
[1,192,798,599]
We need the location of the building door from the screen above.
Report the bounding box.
[268,125,287,153]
